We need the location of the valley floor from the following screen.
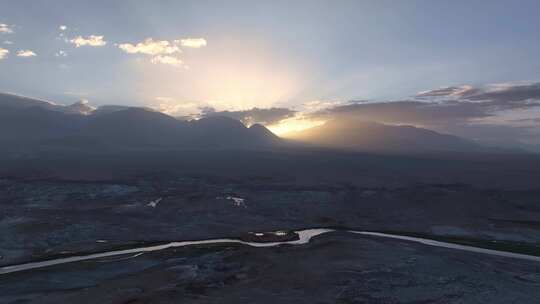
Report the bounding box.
[1,174,540,303]
[2,231,540,303]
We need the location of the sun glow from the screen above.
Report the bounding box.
[135,37,304,116]
[267,116,326,136]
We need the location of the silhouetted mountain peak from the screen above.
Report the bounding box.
[0,95,281,150]
[193,116,246,129]
[64,100,96,115]
[1,92,94,115]
[0,92,58,110]
[91,105,136,116]
[85,107,184,133]
[249,123,279,138]
[288,118,482,153]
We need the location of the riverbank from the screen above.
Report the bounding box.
[2,230,540,303]
[3,228,540,276]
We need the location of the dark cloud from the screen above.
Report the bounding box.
[416,82,540,103]
[313,82,540,126]
[311,100,488,125]
[202,107,296,126]
[512,117,540,123]
[416,86,481,98]
[467,82,540,103]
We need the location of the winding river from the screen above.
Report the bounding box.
[1,228,539,275]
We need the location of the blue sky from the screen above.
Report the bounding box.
[1,0,540,122]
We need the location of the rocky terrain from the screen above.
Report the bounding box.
[1,173,540,303]
[1,176,540,266]
[0,146,539,303]
[2,230,540,303]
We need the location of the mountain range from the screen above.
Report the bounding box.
[0,92,513,154]
[285,118,489,153]
[0,92,280,150]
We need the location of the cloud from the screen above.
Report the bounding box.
[301,100,347,112]
[64,91,88,97]
[202,107,297,126]
[304,81,540,148]
[416,82,540,103]
[416,85,480,99]
[150,55,183,67]
[57,26,68,40]
[118,37,206,67]
[0,24,13,34]
[118,38,193,67]
[199,106,216,116]
[513,117,540,124]
[151,96,200,117]
[70,35,107,47]
[0,48,8,59]
[267,114,326,135]
[311,100,485,126]
[466,82,540,103]
[55,50,67,57]
[118,38,180,55]
[16,49,36,57]
[177,38,207,48]
[3,40,13,45]
[55,50,68,57]
[313,82,540,126]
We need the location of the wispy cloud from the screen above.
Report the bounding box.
[16,49,37,57]
[0,47,8,59]
[416,85,479,99]
[177,38,207,48]
[301,100,346,112]
[70,35,107,47]
[150,55,183,67]
[267,114,326,135]
[202,107,296,126]
[118,38,180,55]
[3,40,13,45]
[152,96,200,117]
[57,25,69,40]
[304,82,540,127]
[416,82,540,103]
[0,24,13,34]
[64,91,88,97]
[55,50,67,57]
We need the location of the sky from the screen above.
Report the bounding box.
[1,0,540,145]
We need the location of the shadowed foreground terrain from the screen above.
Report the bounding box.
[2,232,540,303]
[1,148,540,303]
